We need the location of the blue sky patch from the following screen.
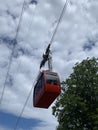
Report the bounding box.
[0,36,17,49]
[0,110,43,130]
[83,39,96,51]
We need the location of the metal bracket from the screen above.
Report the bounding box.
[48,50,52,70]
[40,44,52,70]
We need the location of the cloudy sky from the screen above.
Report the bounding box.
[0,0,98,130]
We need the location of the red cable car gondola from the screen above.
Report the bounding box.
[33,70,61,108]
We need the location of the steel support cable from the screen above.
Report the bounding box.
[0,0,26,107]
[13,72,40,130]
[40,0,68,69]
[49,0,68,46]
[13,86,33,130]
[13,0,69,129]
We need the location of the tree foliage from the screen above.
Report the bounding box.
[52,57,98,130]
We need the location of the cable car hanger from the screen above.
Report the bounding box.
[33,43,61,108]
[40,43,52,70]
[33,0,69,108]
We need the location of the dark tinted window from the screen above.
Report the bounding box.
[46,72,59,85]
[34,74,44,96]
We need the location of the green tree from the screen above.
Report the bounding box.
[52,57,98,130]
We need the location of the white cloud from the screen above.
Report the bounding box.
[0,126,14,130]
[34,121,58,130]
[0,0,98,129]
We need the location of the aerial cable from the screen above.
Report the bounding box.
[49,0,68,46]
[40,0,68,69]
[14,86,33,130]
[0,0,26,107]
[13,73,39,130]
[13,0,69,129]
